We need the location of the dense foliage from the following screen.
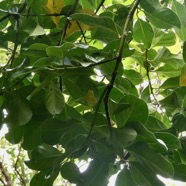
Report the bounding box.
[1,0,186,185]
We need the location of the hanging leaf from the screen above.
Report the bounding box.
[25,145,62,170]
[127,142,174,178]
[44,81,65,115]
[133,18,154,49]
[172,0,186,40]
[140,0,181,29]
[60,162,82,184]
[115,169,137,186]
[4,94,32,127]
[30,170,59,186]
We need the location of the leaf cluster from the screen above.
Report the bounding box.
[0,0,186,185]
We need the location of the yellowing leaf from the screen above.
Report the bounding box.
[45,0,64,26]
[84,90,97,107]
[179,64,186,86]
[66,9,93,37]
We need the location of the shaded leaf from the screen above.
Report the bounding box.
[127,142,174,178]
[4,94,32,127]
[115,169,137,186]
[30,170,59,186]
[60,162,82,184]
[25,145,62,170]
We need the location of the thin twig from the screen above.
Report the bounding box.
[59,0,80,45]
[14,145,26,186]
[145,49,160,107]
[76,21,87,43]
[0,161,12,186]
[84,87,108,143]
[0,2,26,23]
[103,0,141,134]
[95,0,105,14]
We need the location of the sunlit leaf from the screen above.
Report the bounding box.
[44,80,65,115]
[133,18,154,49]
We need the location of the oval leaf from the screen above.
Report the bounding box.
[45,81,65,115]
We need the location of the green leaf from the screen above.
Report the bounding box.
[140,0,181,29]
[80,159,109,185]
[173,164,186,181]
[133,18,154,49]
[25,145,62,170]
[71,13,118,34]
[123,69,143,85]
[30,170,59,186]
[110,127,137,148]
[172,0,186,40]
[41,118,74,145]
[172,114,186,133]
[4,94,32,127]
[44,81,65,115]
[127,121,167,152]
[109,99,130,115]
[114,95,148,127]
[91,27,119,41]
[155,132,181,150]
[46,46,63,59]
[153,30,176,47]
[145,8,181,29]
[145,116,167,132]
[5,126,24,144]
[141,85,151,103]
[63,76,98,103]
[60,162,82,184]
[160,76,180,89]
[22,119,43,150]
[130,162,165,186]
[115,169,137,186]
[127,142,174,178]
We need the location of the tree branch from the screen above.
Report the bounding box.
[0,161,12,186]
[14,145,26,186]
[144,49,160,107]
[103,0,141,134]
[59,0,80,45]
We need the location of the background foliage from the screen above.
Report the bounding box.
[1,0,186,185]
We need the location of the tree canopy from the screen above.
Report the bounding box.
[1,0,186,185]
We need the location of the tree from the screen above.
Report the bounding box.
[0,0,186,185]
